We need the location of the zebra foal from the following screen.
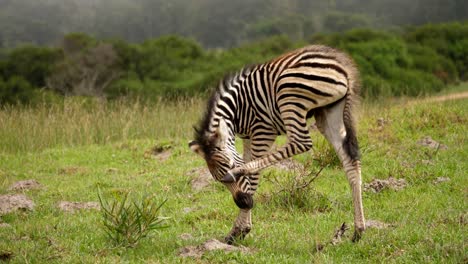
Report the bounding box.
[189,45,365,244]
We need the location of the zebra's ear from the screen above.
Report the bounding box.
[212,119,228,147]
[189,140,205,158]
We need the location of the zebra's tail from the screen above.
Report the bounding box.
[342,66,361,161]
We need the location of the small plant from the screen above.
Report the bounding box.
[97,189,168,247]
[264,160,333,212]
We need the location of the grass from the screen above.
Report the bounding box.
[0,97,203,153]
[0,86,467,263]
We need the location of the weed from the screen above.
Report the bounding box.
[264,160,333,212]
[97,189,168,247]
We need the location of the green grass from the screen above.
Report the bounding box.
[0,89,467,263]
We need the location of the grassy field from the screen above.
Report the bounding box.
[0,87,467,263]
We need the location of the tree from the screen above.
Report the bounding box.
[47,38,121,97]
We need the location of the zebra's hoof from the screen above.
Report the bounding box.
[224,227,251,244]
[352,228,364,242]
[220,171,236,183]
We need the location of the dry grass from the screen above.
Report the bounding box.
[0,97,204,153]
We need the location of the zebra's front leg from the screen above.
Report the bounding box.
[223,177,256,244]
[225,208,252,244]
[222,116,313,183]
[222,139,313,183]
[225,138,268,244]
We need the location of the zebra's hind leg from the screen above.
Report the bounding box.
[315,100,365,241]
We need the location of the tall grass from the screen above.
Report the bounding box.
[0,97,204,153]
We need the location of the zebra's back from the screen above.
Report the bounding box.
[240,45,360,134]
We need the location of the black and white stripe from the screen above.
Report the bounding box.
[191,45,364,242]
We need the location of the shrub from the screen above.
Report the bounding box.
[0,76,37,105]
[97,190,168,247]
[4,45,62,87]
[137,35,204,80]
[264,161,332,212]
[405,22,468,80]
[47,43,121,97]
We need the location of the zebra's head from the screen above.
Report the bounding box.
[189,119,253,209]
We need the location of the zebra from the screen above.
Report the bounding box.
[189,45,365,244]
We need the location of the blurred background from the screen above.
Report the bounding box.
[0,0,467,104]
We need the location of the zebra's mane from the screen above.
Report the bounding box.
[193,65,255,155]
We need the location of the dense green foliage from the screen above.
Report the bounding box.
[0,22,467,104]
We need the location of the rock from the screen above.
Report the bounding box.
[421,160,435,165]
[179,233,193,240]
[433,177,450,184]
[144,145,172,162]
[417,136,448,150]
[364,177,407,193]
[57,201,100,213]
[183,207,195,214]
[59,166,88,175]
[188,167,213,191]
[365,219,394,229]
[0,222,11,228]
[107,168,119,173]
[377,117,385,127]
[8,180,42,191]
[0,251,13,262]
[0,194,35,215]
[179,239,252,258]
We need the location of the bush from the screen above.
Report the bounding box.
[4,45,62,87]
[311,26,462,98]
[47,42,121,97]
[0,76,37,105]
[264,162,333,212]
[2,22,467,102]
[98,190,168,247]
[405,22,468,80]
[137,35,204,80]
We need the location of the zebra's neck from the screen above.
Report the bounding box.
[208,66,255,136]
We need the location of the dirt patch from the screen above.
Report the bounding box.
[423,91,468,103]
[183,207,196,214]
[364,177,407,193]
[144,144,172,162]
[106,168,119,174]
[187,167,214,191]
[366,219,394,229]
[0,194,35,215]
[59,166,88,175]
[8,179,43,191]
[0,251,13,262]
[417,136,448,150]
[179,233,193,240]
[433,177,451,184]
[178,239,252,258]
[57,201,100,213]
[0,222,11,228]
